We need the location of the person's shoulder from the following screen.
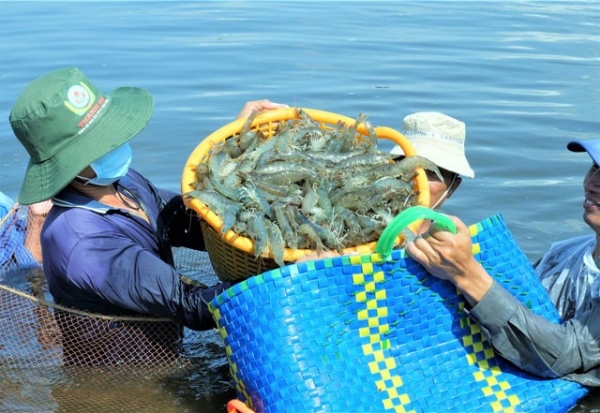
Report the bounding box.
[546,234,595,256]
[123,168,161,191]
[535,234,594,274]
[552,234,595,247]
[47,206,106,231]
[125,168,149,183]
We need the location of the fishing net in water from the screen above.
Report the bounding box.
[0,203,233,413]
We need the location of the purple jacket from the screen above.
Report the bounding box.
[43,169,228,331]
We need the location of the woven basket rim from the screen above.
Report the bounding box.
[181,107,430,261]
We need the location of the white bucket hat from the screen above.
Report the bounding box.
[391,112,474,178]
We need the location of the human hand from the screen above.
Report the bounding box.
[405,216,493,305]
[235,99,288,120]
[294,249,363,263]
[294,250,342,263]
[405,216,473,281]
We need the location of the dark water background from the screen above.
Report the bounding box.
[1,1,599,412]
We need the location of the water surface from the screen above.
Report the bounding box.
[1,1,599,412]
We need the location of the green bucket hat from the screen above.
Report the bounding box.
[9,67,154,205]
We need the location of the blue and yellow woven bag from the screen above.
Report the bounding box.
[210,213,588,413]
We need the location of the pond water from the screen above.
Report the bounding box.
[0,1,598,412]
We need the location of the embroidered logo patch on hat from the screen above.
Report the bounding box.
[64,81,109,135]
[65,83,95,114]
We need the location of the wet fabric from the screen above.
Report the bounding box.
[537,235,599,320]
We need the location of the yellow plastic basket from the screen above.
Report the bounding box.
[181,107,430,281]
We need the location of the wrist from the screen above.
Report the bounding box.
[451,261,494,306]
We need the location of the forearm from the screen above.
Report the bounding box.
[467,281,600,380]
[406,217,600,384]
[67,238,221,331]
[105,251,223,330]
[449,260,494,306]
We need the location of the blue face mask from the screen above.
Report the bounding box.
[79,143,133,186]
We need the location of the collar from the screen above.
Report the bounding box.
[52,190,113,214]
[52,173,140,214]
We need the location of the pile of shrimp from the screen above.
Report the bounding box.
[186,109,440,266]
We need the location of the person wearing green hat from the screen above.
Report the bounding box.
[406,139,600,386]
[9,66,287,365]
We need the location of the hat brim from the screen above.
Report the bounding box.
[567,140,600,166]
[17,87,154,205]
[392,140,474,178]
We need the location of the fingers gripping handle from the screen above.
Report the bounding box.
[375,206,457,258]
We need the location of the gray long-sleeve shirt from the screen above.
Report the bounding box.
[466,234,600,386]
[468,281,600,386]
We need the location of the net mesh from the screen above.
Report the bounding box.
[0,204,232,412]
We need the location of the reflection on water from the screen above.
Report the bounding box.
[572,389,600,413]
[1,1,599,411]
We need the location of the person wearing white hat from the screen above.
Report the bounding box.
[391,111,474,210]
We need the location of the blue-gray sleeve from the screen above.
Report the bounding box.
[467,280,600,386]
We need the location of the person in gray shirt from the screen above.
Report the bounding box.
[405,139,600,387]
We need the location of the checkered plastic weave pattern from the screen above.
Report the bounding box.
[210,214,588,413]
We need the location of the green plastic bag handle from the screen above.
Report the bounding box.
[375,206,457,257]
